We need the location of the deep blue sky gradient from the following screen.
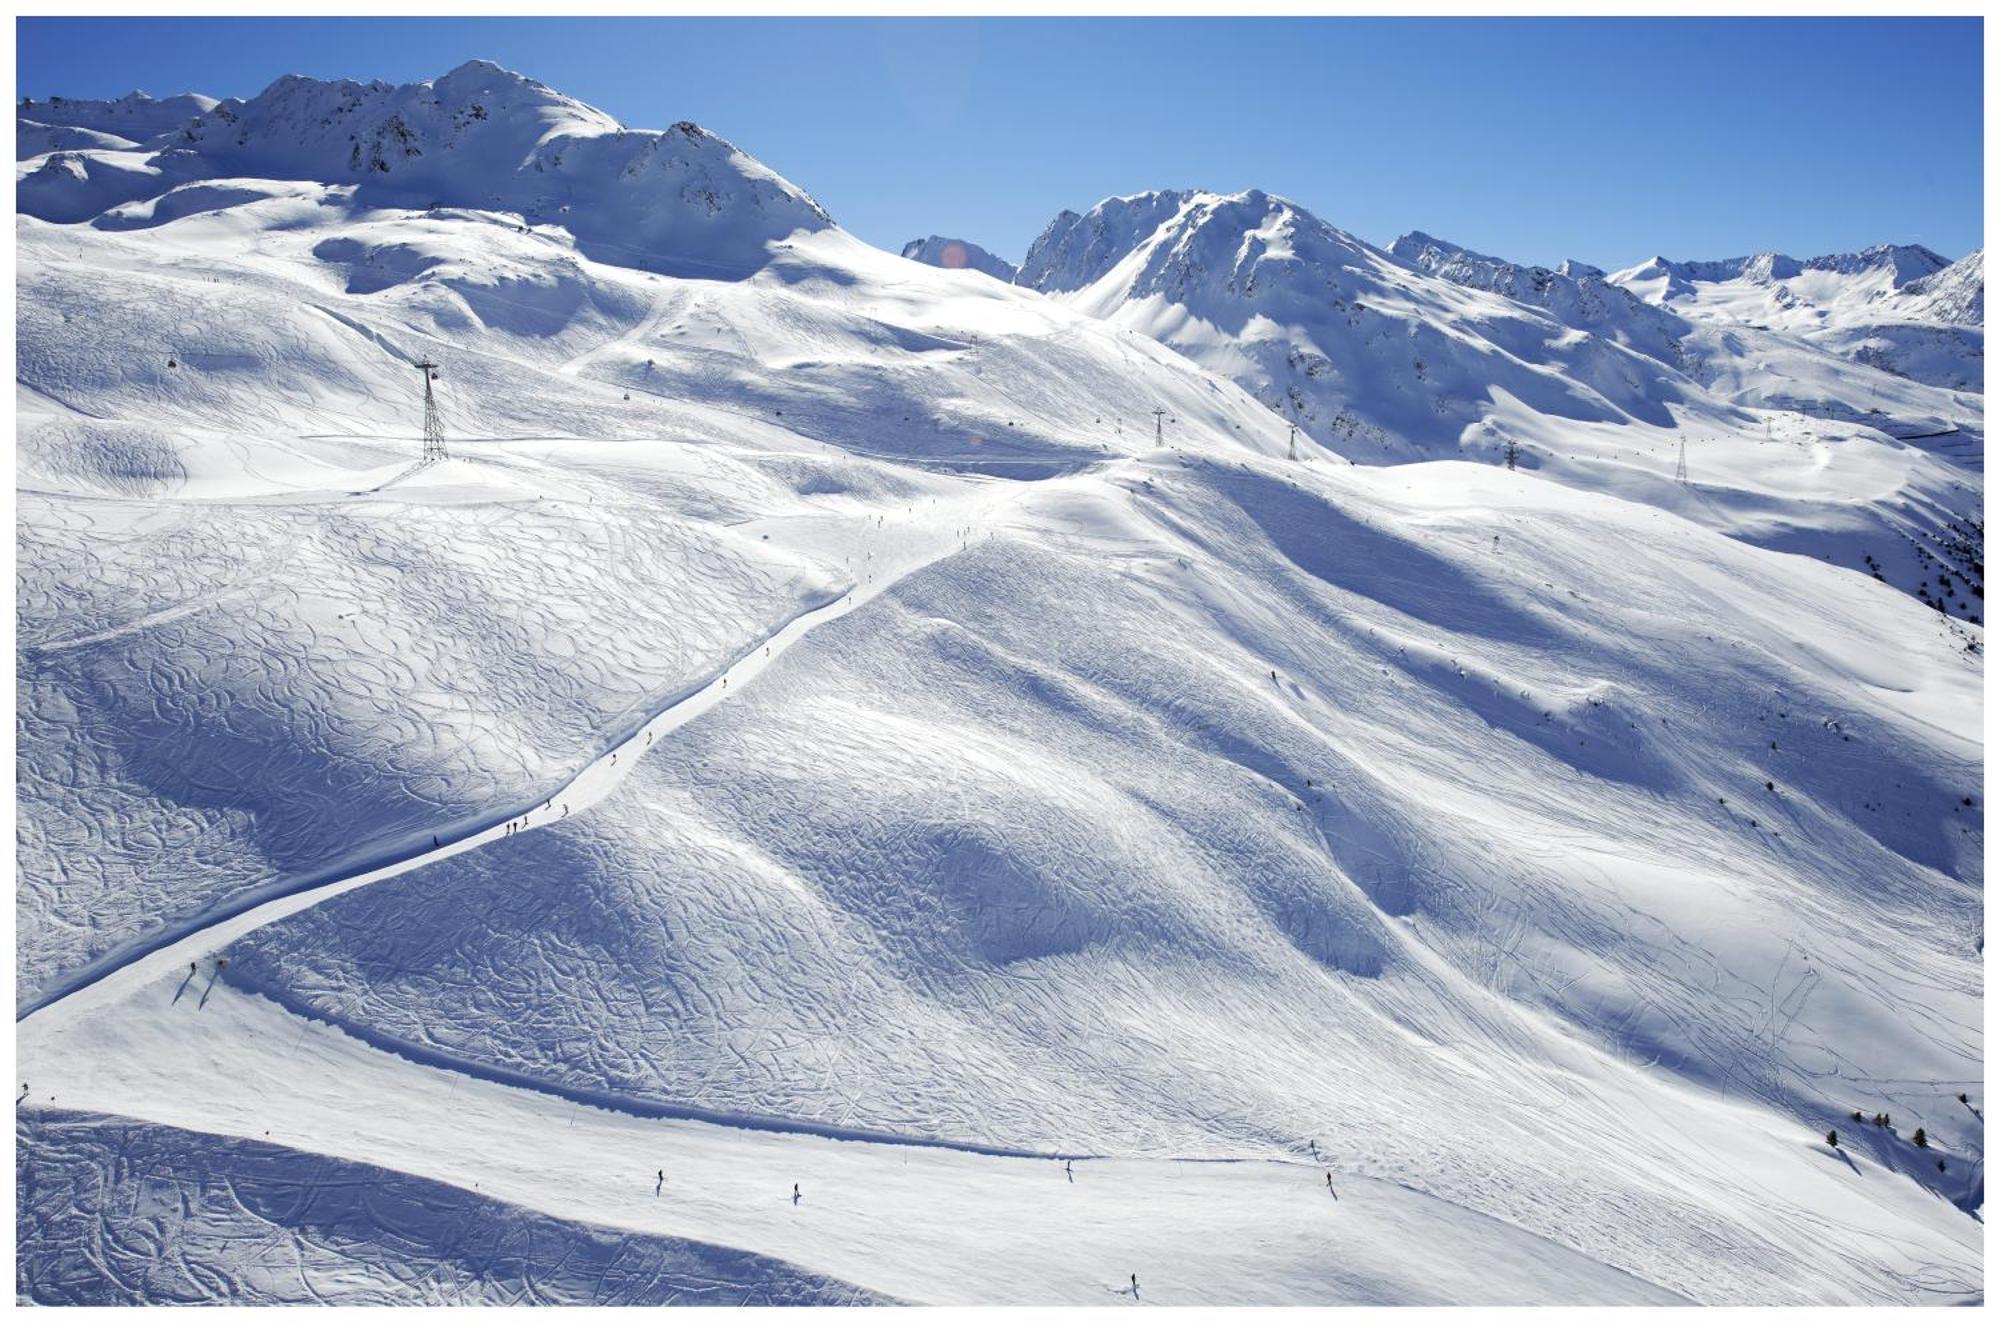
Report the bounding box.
[17,16,1984,268]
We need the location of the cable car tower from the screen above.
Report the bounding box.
[414,360,447,463]
[1152,408,1167,447]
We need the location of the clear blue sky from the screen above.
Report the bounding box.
[16,16,1984,268]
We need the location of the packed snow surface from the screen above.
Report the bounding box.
[15,60,1985,1307]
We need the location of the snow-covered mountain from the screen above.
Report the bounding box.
[1016,187,1982,618]
[1388,229,1690,368]
[1901,247,1985,326]
[900,234,1016,282]
[1609,243,1984,392]
[18,89,219,146]
[15,62,1984,1308]
[18,61,830,271]
[1017,188,1708,455]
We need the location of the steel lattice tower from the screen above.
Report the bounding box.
[1152,408,1167,447]
[415,360,446,462]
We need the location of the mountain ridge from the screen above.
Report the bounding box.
[19,60,832,273]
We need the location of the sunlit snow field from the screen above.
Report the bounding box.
[15,63,1983,1306]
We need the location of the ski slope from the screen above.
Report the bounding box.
[15,60,1985,1306]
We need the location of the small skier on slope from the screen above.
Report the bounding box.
[792,1183,801,1205]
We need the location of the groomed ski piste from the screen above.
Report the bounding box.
[15,62,1984,1306]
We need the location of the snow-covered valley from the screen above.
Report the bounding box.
[14,62,1985,1306]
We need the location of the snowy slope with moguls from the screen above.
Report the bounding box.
[15,61,1983,1308]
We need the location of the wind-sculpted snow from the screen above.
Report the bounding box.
[17,1111,891,1305]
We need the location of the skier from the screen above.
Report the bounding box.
[1130,1274,1140,1296]
[792,1183,801,1205]
[1325,1172,1337,1199]
[1064,1159,1073,1182]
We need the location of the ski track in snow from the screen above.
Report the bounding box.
[20,461,1030,1020]
[15,455,1674,1306]
[17,443,1981,1305]
[13,61,1984,1306]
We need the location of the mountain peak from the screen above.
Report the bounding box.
[1803,242,1948,287]
[1898,246,1984,324]
[442,57,514,79]
[1018,187,1370,299]
[1017,189,1197,293]
[899,235,1016,282]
